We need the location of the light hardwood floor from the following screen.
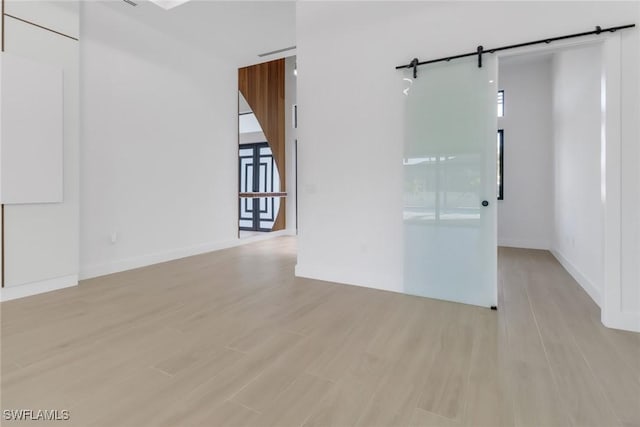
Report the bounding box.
[1,237,639,426]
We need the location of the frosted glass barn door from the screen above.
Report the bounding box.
[403,56,497,308]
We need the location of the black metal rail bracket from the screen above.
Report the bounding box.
[409,58,419,79]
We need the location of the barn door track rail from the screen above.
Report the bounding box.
[397,24,636,78]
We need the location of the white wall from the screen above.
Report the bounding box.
[1,1,79,300]
[622,3,640,315]
[80,2,238,278]
[296,1,640,330]
[498,56,554,250]
[551,44,605,306]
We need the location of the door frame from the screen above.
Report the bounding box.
[495,33,626,331]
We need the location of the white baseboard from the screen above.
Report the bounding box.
[295,263,402,294]
[80,230,295,280]
[602,309,640,333]
[0,274,78,302]
[498,238,550,250]
[551,249,602,307]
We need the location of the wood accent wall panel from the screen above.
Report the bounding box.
[238,59,286,231]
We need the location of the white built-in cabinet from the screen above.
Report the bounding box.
[0,1,79,300]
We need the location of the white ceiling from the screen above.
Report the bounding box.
[103,0,296,66]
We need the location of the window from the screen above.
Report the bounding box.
[497,129,504,200]
[497,90,505,117]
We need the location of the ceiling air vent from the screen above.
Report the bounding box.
[258,46,296,58]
